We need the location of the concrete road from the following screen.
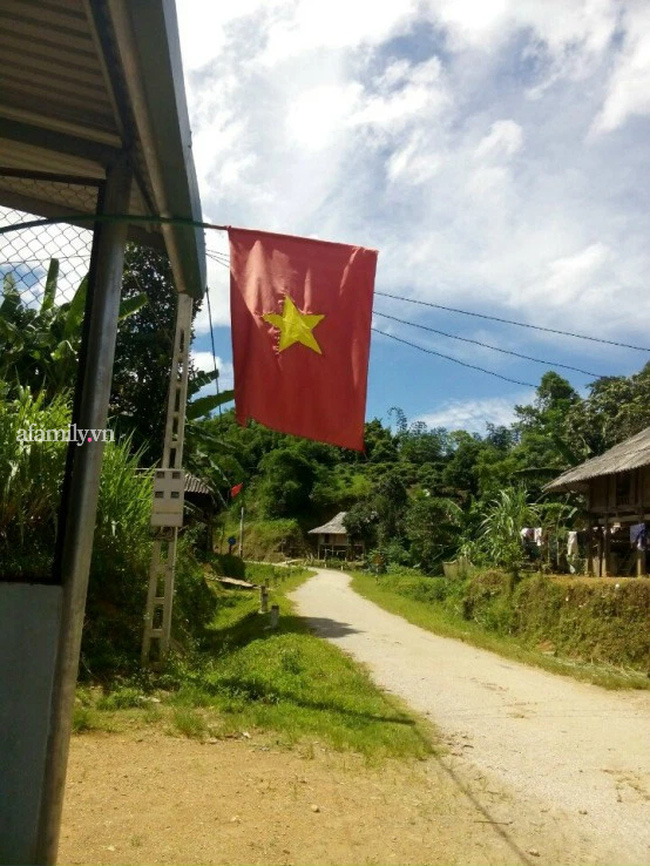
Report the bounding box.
[291,569,650,865]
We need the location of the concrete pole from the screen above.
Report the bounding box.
[35,156,132,864]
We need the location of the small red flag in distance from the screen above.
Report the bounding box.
[230,483,243,499]
[229,228,377,451]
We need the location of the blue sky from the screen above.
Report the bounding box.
[176,0,650,434]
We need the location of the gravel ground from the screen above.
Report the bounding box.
[291,569,650,866]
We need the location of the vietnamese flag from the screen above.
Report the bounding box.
[230,483,243,499]
[229,228,377,451]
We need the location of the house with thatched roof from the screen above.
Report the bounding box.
[545,427,650,576]
[308,511,363,560]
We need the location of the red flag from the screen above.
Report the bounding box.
[229,228,377,451]
[230,483,243,498]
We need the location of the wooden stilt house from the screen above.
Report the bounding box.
[308,512,363,560]
[545,427,650,577]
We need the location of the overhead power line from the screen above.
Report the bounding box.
[372,327,535,387]
[4,217,645,353]
[376,291,650,353]
[206,249,229,266]
[373,310,600,378]
[204,283,223,418]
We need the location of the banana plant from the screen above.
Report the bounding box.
[0,259,147,398]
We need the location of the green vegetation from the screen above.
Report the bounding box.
[74,569,432,760]
[4,241,650,762]
[199,367,650,576]
[352,569,650,689]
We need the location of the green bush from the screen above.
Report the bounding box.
[378,566,650,672]
[513,576,650,669]
[173,531,219,643]
[233,518,305,560]
[212,553,246,578]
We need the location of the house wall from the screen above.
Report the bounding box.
[318,532,348,546]
[588,468,648,515]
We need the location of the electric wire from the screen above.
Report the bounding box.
[204,283,222,417]
[373,311,600,378]
[372,327,536,387]
[206,249,229,266]
[206,244,616,382]
[1,210,646,353]
[376,291,650,353]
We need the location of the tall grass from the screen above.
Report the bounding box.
[0,387,153,592]
[0,388,70,576]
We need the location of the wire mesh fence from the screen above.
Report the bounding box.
[0,206,93,310]
[0,183,98,581]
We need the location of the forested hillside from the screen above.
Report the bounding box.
[189,364,650,572]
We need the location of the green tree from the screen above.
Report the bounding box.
[404,494,462,573]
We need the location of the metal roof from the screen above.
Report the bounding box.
[184,473,213,496]
[545,426,650,493]
[309,512,349,535]
[0,0,205,298]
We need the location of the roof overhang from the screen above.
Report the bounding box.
[0,0,206,298]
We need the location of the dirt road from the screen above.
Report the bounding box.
[60,731,564,866]
[291,569,650,865]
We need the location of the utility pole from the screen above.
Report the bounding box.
[238,504,245,559]
[142,292,193,665]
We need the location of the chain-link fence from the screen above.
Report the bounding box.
[0,176,97,310]
[0,175,100,580]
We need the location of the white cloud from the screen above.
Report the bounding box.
[190,350,233,392]
[592,4,650,133]
[474,120,524,161]
[417,393,533,433]
[177,0,650,363]
[286,83,362,151]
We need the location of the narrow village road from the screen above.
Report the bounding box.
[290,569,650,866]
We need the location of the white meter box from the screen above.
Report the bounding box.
[150,469,185,528]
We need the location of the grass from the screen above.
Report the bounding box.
[351,570,650,691]
[74,564,432,761]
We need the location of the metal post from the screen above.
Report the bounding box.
[35,156,132,864]
[238,505,245,559]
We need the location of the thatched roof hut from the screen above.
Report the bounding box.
[308,512,363,559]
[545,427,650,577]
[309,512,348,536]
[545,427,650,494]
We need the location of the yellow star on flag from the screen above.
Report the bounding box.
[263,295,325,354]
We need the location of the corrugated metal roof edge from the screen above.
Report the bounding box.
[108,0,206,299]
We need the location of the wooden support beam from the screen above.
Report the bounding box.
[637,511,646,578]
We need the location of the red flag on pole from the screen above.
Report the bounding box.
[229,228,377,451]
[230,483,243,499]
